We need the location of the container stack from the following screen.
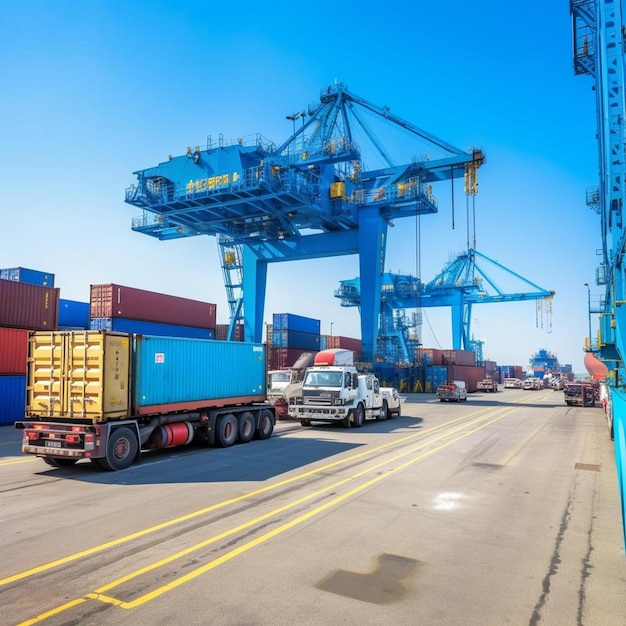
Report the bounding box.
[498,364,524,381]
[58,299,90,329]
[215,323,244,341]
[268,313,320,370]
[0,267,58,425]
[319,334,362,357]
[88,283,216,339]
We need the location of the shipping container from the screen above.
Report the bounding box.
[442,349,476,367]
[417,348,443,366]
[272,313,320,335]
[0,267,54,287]
[269,347,307,371]
[271,329,320,350]
[133,335,265,412]
[324,335,362,352]
[215,323,244,341]
[0,279,59,330]
[90,283,216,329]
[58,299,90,329]
[447,365,487,393]
[90,317,215,340]
[0,375,26,425]
[0,328,30,374]
[424,365,448,393]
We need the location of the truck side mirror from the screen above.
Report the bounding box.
[352,373,358,389]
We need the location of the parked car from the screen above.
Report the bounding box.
[504,378,523,389]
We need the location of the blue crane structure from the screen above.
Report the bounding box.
[125,83,484,363]
[335,248,554,364]
[570,0,626,548]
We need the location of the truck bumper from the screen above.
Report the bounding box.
[15,421,99,459]
[293,407,349,422]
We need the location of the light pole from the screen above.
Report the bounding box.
[286,111,306,153]
[330,322,334,336]
[584,283,592,350]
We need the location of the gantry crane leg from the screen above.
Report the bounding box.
[241,245,268,343]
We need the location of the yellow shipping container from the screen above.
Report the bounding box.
[27,331,131,421]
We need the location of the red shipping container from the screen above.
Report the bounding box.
[269,347,308,371]
[442,349,476,367]
[215,324,244,341]
[0,279,59,330]
[90,284,216,329]
[417,348,443,365]
[447,365,486,393]
[0,328,30,374]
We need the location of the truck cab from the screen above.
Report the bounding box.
[291,349,399,427]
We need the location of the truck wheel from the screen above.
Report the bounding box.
[341,416,351,428]
[352,404,365,428]
[256,409,274,440]
[101,427,138,471]
[217,414,239,447]
[377,401,388,421]
[238,412,255,443]
[300,419,311,426]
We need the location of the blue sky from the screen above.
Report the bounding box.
[0,1,600,373]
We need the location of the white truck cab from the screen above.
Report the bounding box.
[291,349,400,427]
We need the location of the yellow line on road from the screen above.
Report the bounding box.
[0,406,498,587]
[18,407,517,622]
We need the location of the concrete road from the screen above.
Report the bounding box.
[0,388,624,625]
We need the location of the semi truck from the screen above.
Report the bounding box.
[267,351,316,419]
[290,348,401,427]
[14,330,275,470]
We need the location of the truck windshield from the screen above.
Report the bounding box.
[270,372,291,384]
[304,371,344,387]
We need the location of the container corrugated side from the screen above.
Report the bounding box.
[58,299,90,328]
[133,336,266,412]
[0,375,26,425]
[269,347,306,370]
[90,317,215,339]
[0,279,59,330]
[27,331,132,421]
[272,313,321,334]
[0,267,55,287]
[271,330,320,350]
[0,328,30,374]
[90,283,216,329]
[447,365,487,393]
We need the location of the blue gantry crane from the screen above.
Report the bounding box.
[336,248,554,364]
[570,0,626,547]
[125,82,484,361]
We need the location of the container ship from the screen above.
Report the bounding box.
[529,348,559,378]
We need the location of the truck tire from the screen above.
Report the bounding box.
[238,412,255,443]
[300,419,311,427]
[256,409,274,440]
[377,401,388,421]
[217,414,239,447]
[100,427,138,471]
[352,404,365,428]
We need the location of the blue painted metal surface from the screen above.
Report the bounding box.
[271,330,320,350]
[336,249,553,363]
[58,299,90,328]
[571,0,626,550]
[0,375,26,425]
[272,313,321,334]
[125,83,484,361]
[133,336,266,408]
[90,317,215,339]
[0,267,54,287]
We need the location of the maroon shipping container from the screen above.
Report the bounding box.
[0,279,59,330]
[442,349,476,367]
[447,365,486,393]
[90,284,216,329]
[417,348,443,366]
[0,327,30,374]
[215,323,244,341]
[269,347,308,371]
[325,335,362,352]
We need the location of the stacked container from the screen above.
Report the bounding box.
[89,283,217,339]
[0,279,60,330]
[58,299,90,329]
[321,335,362,357]
[269,313,321,370]
[215,323,244,341]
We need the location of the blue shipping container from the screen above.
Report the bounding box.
[0,375,26,425]
[133,336,266,409]
[272,313,320,335]
[424,365,448,392]
[90,317,215,340]
[271,330,320,350]
[59,299,90,328]
[0,267,55,287]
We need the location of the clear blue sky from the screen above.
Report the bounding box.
[0,1,600,374]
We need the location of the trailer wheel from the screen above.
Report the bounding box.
[217,414,239,447]
[377,401,388,421]
[352,404,365,428]
[42,457,78,467]
[256,409,274,440]
[238,412,255,443]
[100,427,138,471]
[300,419,311,427]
